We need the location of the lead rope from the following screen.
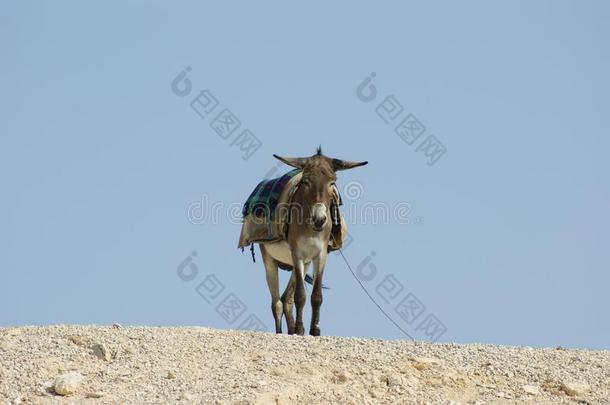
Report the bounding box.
[332,234,414,340]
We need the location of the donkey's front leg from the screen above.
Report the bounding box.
[292,257,307,336]
[310,251,327,336]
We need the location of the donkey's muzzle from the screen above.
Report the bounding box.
[311,202,327,231]
[312,216,327,231]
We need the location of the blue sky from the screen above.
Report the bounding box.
[1,1,609,349]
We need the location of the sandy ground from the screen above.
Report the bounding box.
[0,325,608,404]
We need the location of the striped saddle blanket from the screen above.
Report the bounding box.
[242,169,301,219]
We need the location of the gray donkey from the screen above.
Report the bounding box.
[259,148,367,336]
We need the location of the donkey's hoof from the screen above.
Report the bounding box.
[309,327,320,336]
[285,319,295,334]
[295,324,305,336]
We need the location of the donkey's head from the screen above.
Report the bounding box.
[274,147,367,231]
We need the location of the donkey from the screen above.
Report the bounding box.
[260,148,367,336]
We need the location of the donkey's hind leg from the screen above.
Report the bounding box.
[260,245,283,334]
[281,272,296,334]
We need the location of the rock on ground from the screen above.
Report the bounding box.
[52,371,83,396]
[0,325,609,404]
[560,380,591,397]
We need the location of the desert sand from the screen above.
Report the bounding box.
[0,325,608,404]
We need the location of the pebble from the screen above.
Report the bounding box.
[67,335,89,347]
[560,380,591,396]
[179,392,192,400]
[522,384,540,395]
[385,373,402,387]
[53,372,83,396]
[333,370,351,383]
[410,356,440,371]
[92,343,112,362]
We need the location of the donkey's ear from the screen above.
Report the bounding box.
[331,159,368,171]
[273,154,308,169]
